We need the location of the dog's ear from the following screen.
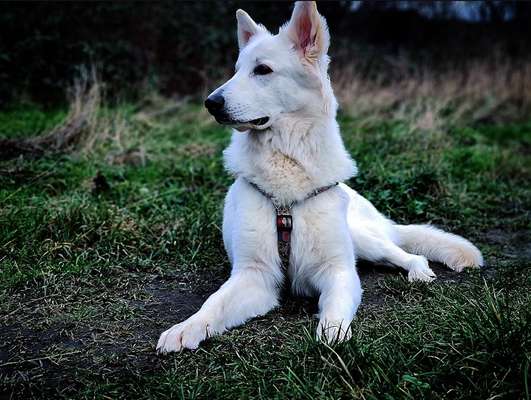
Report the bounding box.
[236,9,262,50]
[285,1,330,63]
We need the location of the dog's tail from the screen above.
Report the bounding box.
[394,224,483,271]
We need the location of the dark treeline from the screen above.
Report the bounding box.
[1,1,530,107]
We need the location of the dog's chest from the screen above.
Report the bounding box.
[255,151,314,203]
[286,199,349,279]
[273,189,347,267]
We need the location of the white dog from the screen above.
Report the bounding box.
[157,1,483,353]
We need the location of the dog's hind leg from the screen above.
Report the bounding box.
[355,233,436,282]
[342,184,436,282]
[394,224,483,271]
[157,265,281,353]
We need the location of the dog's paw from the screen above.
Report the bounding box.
[407,256,436,282]
[316,319,352,345]
[156,317,211,353]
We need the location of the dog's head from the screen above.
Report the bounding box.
[205,1,336,132]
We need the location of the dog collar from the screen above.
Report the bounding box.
[245,179,338,270]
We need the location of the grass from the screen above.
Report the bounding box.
[0,94,530,399]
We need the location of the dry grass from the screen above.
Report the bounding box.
[0,69,135,161]
[59,69,135,156]
[41,69,105,153]
[333,56,531,128]
[132,91,216,130]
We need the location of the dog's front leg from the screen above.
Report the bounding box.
[157,266,280,353]
[313,264,362,344]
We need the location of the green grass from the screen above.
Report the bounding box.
[0,103,530,399]
[0,105,67,139]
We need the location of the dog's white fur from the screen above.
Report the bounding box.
[157,1,483,353]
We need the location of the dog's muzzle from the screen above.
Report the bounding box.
[204,93,270,128]
[204,93,231,123]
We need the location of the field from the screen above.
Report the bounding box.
[0,82,530,398]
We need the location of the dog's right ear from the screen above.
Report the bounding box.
[236,9,261,50]
[285,1,330,64]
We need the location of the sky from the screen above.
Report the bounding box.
[349,1,515,22]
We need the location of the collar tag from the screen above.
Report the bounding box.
[276,214,292,243]
[245,178,339,268]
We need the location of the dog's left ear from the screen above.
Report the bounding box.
[236,9,263,50]
[285,1,330,63]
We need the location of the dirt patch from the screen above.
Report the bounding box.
[485,229,531,261]
[357,260,476,309]
[0,257,507,397]
[0,272,223,396]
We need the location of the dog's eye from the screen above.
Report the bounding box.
[253,64,273,76]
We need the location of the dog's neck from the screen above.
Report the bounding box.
[223,114,357,205]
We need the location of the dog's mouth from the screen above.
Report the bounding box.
[215,116,270,130]
[246,117,270,126]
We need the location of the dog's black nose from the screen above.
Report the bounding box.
[204,93,225,112]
